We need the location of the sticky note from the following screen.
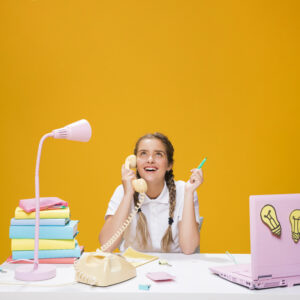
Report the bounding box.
[139,284,151,290]
[146,272,175,282]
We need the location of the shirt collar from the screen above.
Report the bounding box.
[141,181,169,205]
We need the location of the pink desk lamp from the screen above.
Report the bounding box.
[15,119,92,281]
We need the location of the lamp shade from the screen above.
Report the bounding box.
[52,119,92,142]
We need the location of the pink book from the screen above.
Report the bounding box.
[19,197,68,213]
[7,256,76,264]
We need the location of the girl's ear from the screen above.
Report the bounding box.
[167,163,173,171]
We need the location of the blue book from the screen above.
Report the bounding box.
[10,218,70,226]
[12,241,82,260]
[9,220,79,239]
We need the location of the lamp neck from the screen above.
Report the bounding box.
[35,133,54,180]
[33,132,53,268]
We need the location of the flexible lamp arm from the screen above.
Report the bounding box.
[15,119,91,281]
[33,132,54,268]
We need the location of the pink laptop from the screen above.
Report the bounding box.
[210,194,300,289]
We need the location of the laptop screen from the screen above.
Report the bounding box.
[250,194,300,280]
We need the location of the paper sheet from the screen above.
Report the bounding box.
[122,247,158,267]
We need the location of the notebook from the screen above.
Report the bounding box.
[122,247,158,267]
[9,220,79,239]
[210,194,300,289]
[10,218,70,226]
[14,206,70,219]
[9,245,84,261]
[11,238,76,251]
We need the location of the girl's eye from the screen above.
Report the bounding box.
[140,151,147,156]
[156,152,163,157]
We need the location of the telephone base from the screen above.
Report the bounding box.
[74,251,136,287]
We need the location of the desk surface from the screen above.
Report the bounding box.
[1,253,300,300]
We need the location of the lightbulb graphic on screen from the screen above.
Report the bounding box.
[260,205,281,237]
[289,210,300,243]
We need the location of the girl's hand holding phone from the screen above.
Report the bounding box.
[122,164,136,196]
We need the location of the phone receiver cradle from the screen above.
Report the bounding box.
[74,251,136,286]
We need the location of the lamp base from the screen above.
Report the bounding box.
[15,264,56,281]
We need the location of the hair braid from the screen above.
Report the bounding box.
[133,172,151,249]
[161,169,176,252]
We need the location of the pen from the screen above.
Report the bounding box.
[197,157,207,169]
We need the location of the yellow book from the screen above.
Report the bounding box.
[11,238,76,251]
[122,247,158,267]
[14,206,70,219]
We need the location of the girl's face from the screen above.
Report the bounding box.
[136,138,172,184]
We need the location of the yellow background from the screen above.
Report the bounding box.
[0,0,299,261]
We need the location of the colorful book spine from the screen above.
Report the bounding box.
[11,238,76,251]
[8,256,77,264]
[14,206,70,219]
[10,218,70,226]
[9,220,78,239]
[11,244,83,260]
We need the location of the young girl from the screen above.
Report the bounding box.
[99,133,203,254]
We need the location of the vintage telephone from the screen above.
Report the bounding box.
[74,155,148,286]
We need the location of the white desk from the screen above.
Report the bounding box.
[1,253,300,300]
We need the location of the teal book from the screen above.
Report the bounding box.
[9,220,78,239]
[10,218,70,226]
[12,241,82,260]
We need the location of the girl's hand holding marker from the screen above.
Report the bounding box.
[185,158,206,192]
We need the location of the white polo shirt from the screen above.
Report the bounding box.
[105,180,200,253]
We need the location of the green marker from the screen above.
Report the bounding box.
[197,157,207,169]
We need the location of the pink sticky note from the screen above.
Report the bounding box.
[146,272,175,282]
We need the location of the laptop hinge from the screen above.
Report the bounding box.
[258,274,272,279]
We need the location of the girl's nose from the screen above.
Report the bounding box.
[147,155,153,162]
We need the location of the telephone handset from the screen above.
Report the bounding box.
[124,154,148,194]
[74,155,148,287]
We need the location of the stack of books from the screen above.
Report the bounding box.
[8,197,83,264]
